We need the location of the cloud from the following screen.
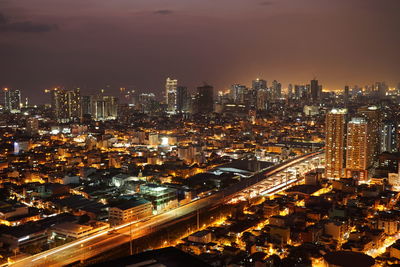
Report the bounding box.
[153,9,174,15]
[0,13,57,33]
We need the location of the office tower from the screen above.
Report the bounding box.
[310,79,320,102]
[92,95,118,120]
[51,88,81,122]
[165,77,178,112]
[380,121,398,153]
[252,78,267,91]
[375,82,387,98]
[197,85,214,113]
[344,85,350,107]
[51,88,69,122]
[231,84,247,103]
[325,108,347,179]
[346,118,369,180]
[81,95,93,117]
[271,80,281,99]
[67,88,81,119]
[176,86,188,113]
[256,89,267,110]
[4,88,21,112]
[26,117,39,135]
[294,85,307,100]
[358,106,381,167]
[287,84,293,99]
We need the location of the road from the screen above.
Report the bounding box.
[8,151,324,267]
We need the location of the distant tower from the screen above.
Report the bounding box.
[346,117,369,180]
[165,77,178,112]
[344,85,350,107]
[197,84,214,114]
[4,88,21,113]
[176,86,188,113]
[325,108,347,179]
[252,79,267,91]
[380,121,398,153]
[310,79,320,102]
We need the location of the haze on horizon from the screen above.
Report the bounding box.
[0,0,399,103]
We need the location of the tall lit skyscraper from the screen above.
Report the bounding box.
[51,88,81,122]
[344,85,350,107]
[325,108,347,179]
[380,121,398,153]
[358,106,381,167]
[197,85,214,114]
[165,77,178,112]
[346,117,369,180]
[4,88,21,112]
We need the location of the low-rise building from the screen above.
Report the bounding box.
[108,198,153,226]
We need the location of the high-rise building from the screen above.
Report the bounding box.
[4,88,21,112]
[51,88,81,122]
[310,79,320,102]
[375,82,387,98]
[26,117,39,135]
[380,121,398,153]
[176,86,188,113]
[165,77,178,112]
[358,106,381,167]
[346,118,369,180]
[92,95,118,121]
[325,108,347,179]
[344,85,350,107]
[256,89,268,110]
[271,80,281,99]
[197,85,214,114]
[252,79,267,91]
[231,84,247,103]
[287,84,293,99]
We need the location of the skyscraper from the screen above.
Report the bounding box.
[271,80,281,100]
[197,85,214,114]
[51,88,81,122]
[380,121,398,153]
[26,117,39,135]
[358,106,381,167]
[325,108,347,179]
[4,88,21,112]
[176,86,188,113]
[231,84,247,103]
[252,79,267,91]
[344,85,350,107]
[165,77,178,112]
[346,117,369,180]
[310,79,320,102]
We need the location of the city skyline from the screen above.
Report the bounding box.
[1,0,400,103]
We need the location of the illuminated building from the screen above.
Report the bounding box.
[345,117,368,180]
[343,85,350,107]
[4,88,21,112]
[231,84,247,103]
[165,77,178,112]
[92,95,118,121]
[358,106,381,167]
[380,120,398,153]
[108,199,153,226]
[325,108,347,179]
[51,88,81,122]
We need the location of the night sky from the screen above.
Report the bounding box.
[1,0,399,103]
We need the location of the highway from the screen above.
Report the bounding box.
[8,151,324,267]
